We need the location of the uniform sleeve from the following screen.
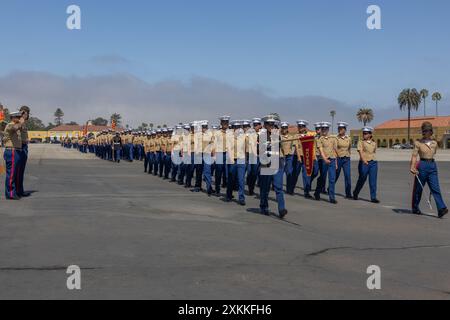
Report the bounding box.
[357,140,363,152]
[412,141,420,157]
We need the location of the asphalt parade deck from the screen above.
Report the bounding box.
[1,144,449,299]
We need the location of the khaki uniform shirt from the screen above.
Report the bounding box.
[155,137,162,152]
[281,133,295,156]
[357,139,377,161]
[413,139,438,160]
[3,122,23,149]
[318,135,337,159]
[336,135,351,158]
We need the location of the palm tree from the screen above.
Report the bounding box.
[330,110,336,133]
[432,92,442,116]
[149,123,154,130]
[356,108,374,126]
[420,89,429,116]
[54,108,64,126]
[398,88,421,144]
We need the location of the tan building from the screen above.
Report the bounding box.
[351,116,450,149]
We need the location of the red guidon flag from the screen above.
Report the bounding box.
[111,120,116,130]
[300,136,316,177]
[83,123,88,136]
[0,109,5,122]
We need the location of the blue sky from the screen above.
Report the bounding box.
[0,0,449,126]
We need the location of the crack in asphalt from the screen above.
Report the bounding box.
[306,244,450,258]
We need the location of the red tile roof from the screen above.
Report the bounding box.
[375,116,450,130]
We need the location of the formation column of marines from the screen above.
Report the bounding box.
[1,106,447,219]
[62,114,448,219]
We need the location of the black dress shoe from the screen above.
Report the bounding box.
[371,199,380,204]
[305,194,313,199]
[20,192,32,197]
[314,194,321,201]
[279,209,288,219]
[412,209,422,215]
[438,208,448,219]
[224,197,232,203]
[260,208,270,216]
[353,194,359,201]
[238,200,246,206]
[330,199,338,204]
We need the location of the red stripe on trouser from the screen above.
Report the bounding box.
[9,150,15,198]
[411,177,416,210]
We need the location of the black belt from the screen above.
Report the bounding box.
[420,158,435,162]
[4,147,22,151]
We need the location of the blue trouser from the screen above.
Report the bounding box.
[16,144,28,196]
[148,152,155,173]
[336,157,352,197]
[354,160,378,200]
[284,155,294,193]
[113,148,121,162]
[128,144,134,161]
[178,162,186,184]
[144,152,150,171]
[290,155,301,194]
[185,153,196,186]
[172,160,179,181]
[154,151,162,175]
[303,159,319,196]
[4,148,22,199]
[412,161,447,212]
[259,158,286,213]
[315,158,337,201]
[203,162,213,191]
[315,158,326,194]
[194,154,203,188]
[227,162,246,202]
[164,152,172,178]
[247,158,260,194]
[214,152,228,193]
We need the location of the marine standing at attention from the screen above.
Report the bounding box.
[2,110,25,200]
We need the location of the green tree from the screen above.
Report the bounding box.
[149,123,154,130]
[110,113,122,126]
[26,117,46,130]
[54,108,64,126]
[398,88,421,144]
[66,121,79,126]
[92,117,108,126]
[46,123,56,130]
[356,108,374,126]
[420,89,429,116]
[432,92,442,116]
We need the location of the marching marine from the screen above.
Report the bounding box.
[410,121,448,218]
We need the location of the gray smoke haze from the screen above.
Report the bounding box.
[0,71,424,129]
